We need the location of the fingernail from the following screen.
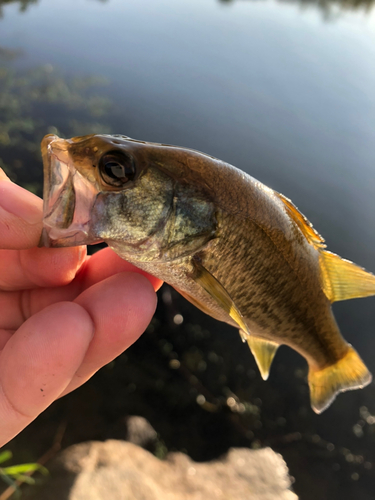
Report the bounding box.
[0,180,43,225]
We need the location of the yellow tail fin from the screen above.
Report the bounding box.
[319,250,375,302]
[308,346,372,414]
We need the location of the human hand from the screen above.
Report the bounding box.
[0,168,162,447]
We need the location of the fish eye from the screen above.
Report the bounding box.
[99,151,136,187]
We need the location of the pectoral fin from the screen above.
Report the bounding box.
[192,258,250,334]
[245,335,279,380]
[319,250,375,302]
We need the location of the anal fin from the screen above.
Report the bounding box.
[308,345,372,414]
[319,250,375,302]
[245,335,279,380]
[191,258,250,335]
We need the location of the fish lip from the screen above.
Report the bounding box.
[40,134,101,248]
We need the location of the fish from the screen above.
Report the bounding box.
[40,133,375,413]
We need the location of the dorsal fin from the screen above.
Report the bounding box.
[245,335,279,380]
[191,258,250,335]
[275,192,326,248]
[319,250,375,302]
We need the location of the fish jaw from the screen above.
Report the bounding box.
[40,134,102,247]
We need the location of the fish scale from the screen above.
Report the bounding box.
[202,213,331,352]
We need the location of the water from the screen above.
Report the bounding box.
[1,0,375,498]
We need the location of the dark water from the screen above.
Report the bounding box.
[1,0,375,498]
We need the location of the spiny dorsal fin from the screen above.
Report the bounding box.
[192,258,250,335]
[308,345,372,413]
[319,250,375,302]
[245,335,279,380]
[275,192,326,248]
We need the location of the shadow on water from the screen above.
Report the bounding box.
[6,285,375,500]
[0,0,107,17]
[0,0,38,17]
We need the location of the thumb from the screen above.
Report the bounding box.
[0,168,44,249]
[0,302,94,447]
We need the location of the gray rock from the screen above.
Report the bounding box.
[26,440,298,500]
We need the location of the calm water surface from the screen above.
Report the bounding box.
[1,1,375,498]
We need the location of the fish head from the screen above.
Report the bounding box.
[40,134,217,262]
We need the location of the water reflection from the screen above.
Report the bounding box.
[0,0,38,17]
[219,0,374,14]
[0,46,20,60]
[0,51,113,192]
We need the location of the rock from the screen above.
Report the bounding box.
[106,415,158,450]
[124,415,158,449]
[25,440,297,500]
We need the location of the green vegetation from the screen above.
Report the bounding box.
[0,47,112,193]
[0,449,47,497]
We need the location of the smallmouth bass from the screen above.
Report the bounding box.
[40,133,375,413]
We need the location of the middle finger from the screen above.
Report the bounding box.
[0,246,85,291]
[0,248,162,331]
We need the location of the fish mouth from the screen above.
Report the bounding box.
[40,134,101,248]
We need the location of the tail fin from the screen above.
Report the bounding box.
[308,345,372,414]
[319,250,375,302]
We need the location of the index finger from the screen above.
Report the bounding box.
[0,170,85,290]
[0,246,86,291]
[0,169,43,249]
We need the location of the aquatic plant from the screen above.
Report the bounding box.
[0,49,112,193]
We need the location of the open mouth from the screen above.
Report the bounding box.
[40,134,101,247]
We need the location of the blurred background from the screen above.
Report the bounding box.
[1,0,375,498]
